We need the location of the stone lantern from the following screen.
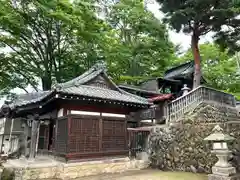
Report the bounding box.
[1,101,11,117]
[181,84,190,96]
[204,125,239,180]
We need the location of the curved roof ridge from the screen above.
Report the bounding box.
[53,61,107,90]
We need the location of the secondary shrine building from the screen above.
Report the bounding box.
[0,62,151,161]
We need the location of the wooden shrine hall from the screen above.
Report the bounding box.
[0,62,151,161]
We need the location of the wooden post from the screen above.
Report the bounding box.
[23,121,29,157]
[0,117,6,153]
[124,119,127,150]
[35,122,40,154]
[99,113,103,152]
[29,114,40,160]
[7,118,14,155]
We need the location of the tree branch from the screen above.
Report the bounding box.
[19,86,29,93]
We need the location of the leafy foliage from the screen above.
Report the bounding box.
[214,1,240,55]
[105,0,176,85]
[0,0,175,95]
[156,0,239,88]
[175,43,240,97]
[0,0,109,93]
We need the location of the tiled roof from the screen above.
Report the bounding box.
[54,61,150,105]
[118,84,160,95]
[164,61,206,83]
[4,62,150,110]
[9,91,52,109]
[164,61,194,79]
[58,85,149,105]
[54,62,107,89]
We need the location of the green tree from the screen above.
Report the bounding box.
[105,0,176,85]
[0,0,176,96]
[156,0,238,88]
[0,0,109,93]
[176,43,240,97]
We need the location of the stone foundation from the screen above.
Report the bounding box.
[149,103,240,173]
[3,157,149,180]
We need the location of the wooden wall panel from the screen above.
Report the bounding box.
[55,118,68,154]
[102,120,126,151]
[68,117,99,153]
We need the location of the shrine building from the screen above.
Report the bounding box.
[0,62,151,161]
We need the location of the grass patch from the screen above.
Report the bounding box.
[1,168,15,180]
[152,171,208,180]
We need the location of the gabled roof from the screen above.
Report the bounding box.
[53,62,108,90]
[53,61,150,105]
[164,61,194,80]
[3,62,150,111]
[164,61,206,83]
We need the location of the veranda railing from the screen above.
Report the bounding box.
[166,86,236,123]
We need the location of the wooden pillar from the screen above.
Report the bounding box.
[53,119,58,156]
[99,113,103,152]
[23,120,29,157]
[0,117,6,153]
[124,119,127,150]
[29,114,40,159]
[8,118,14,155]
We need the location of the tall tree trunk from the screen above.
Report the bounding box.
[42,75,52,91]
[191,33,201,89]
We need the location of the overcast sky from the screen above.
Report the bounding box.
[0,1,214,105]
[146,2,214,51]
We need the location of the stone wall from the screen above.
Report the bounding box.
[8,158,148,180]
[149,102,240,173]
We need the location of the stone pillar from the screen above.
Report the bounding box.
[29,114,40,160]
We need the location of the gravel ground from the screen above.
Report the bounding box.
[72,169,208,180]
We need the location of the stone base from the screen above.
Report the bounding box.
[208,174,240,180]
[212,166,236,176]
[3,156,149,180]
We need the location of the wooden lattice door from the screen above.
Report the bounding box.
[102,119,126,151]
